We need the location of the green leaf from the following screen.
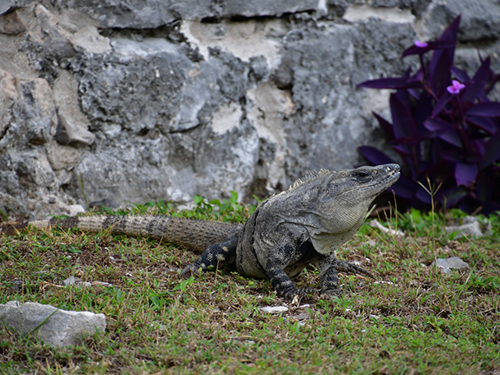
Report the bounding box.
[193,195,204,205]
[208,199,222,206]
[230,191,239,205]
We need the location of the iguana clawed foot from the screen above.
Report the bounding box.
[319,288,343,299]
[280,287,319,299]
[334,260,375,279]
[181,262,207,277]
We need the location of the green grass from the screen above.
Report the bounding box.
[1,196,499,374]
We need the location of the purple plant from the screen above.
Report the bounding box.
[357,16,500,215]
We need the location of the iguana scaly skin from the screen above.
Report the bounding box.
[7,163,400,299]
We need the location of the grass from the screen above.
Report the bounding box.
[0,195,499,374]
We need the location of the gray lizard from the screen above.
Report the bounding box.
[6,163,400,298]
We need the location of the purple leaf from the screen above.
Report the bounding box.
[357,77,422,90]
[415,186,432,204]
[477,92,491,102]
[479,201,500,216]
[424,118,462,147]
[394,133,430,145]
[422,157,448,177]
[486,72,500,95]
[437,15,461,51]
[431,91,452,117]
[450,66,470,83]
[358,146,396,165]
[428,15,460,95]
[472,139,486,159]
[408,88,421,100]
[390,93,417,138]
[395,88,412,114]
[437,186,468,207]
[392,144,413,156]
[389,175,418,200]
[414,92,433,130]
[373,112,394,139]
[479,129,500,169]
[429,49,452,96]
[476,170,493,202]
[402,41,455,58]
[467,116,497,135]
[466,102,500,117]
[461,56,490,102]
[441,148,464,162]
[455,162,478,186]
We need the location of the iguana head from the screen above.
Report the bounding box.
[315,163,400,232]
[265,163,400,255]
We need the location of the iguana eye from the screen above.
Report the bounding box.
[353,170,371,182]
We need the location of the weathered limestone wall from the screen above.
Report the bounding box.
[1,0,499,218]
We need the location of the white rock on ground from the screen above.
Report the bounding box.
[444,216,484,238]
[431,257,469,274]
[0,301,106,347]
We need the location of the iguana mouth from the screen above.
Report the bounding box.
[381,164,401,182]
[359,165,400,193]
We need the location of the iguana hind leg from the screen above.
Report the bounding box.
[181,237,238,276]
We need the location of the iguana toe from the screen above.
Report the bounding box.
[181,263,205,277]
[335,260,375,279]
[320,288,342,299]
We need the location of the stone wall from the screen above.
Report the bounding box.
[1,0,499,218]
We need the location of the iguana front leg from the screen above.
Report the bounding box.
[315,254,374,296]
[264,237,317,299]
[181,237,238,275]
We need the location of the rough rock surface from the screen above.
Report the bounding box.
[0,301,106,347]
[1,1,499,218]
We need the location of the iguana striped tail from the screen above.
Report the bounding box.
[28,216,243,253]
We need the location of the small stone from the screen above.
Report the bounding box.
[91,281,112,287]
[431,257,469,274]
[76,281,92,287]
[259,306,288,314]
[67,205,85,216]
[373,280,395,285]
[63,276,76,286]
[150,322,168,331]
[368,220,404,237]
[444,216,483,238]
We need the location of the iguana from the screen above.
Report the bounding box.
[3,163,400,298]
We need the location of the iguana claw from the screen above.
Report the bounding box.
[181,263,205,277]
[334,260,375,279]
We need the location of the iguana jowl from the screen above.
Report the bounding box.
[17,164,400,298]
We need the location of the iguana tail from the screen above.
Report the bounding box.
[28,216,243,253]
